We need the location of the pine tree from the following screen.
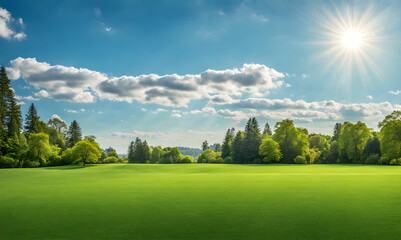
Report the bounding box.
[222,128,235,158]
[142,140,151,163]
[263,122,272,135]
[132,137,142,163]
[24,103,40,136]
[67,120,82,147]
[127,141,135,163]
[242,118,262,163]
[202,140,209,151]
[6,87,21,138]
[232,130,244,163]
[0,67,9,130]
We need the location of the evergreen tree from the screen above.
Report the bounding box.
[202,140,209,151]
[24,103,40,136]
[142,140,151,163]
[0,67,10,131]
[232,130,244,163]
[67,120,82,148]
[127,141,135,163]
[332,123,342,142]
[221,128,234,158]
[243,118,262,163]
[132,137,143,163]
[6,90,21,138]
[263,122,272,135]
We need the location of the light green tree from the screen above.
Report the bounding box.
[258,137,282,163]
[338,121,372,163]
[71,139,102,166]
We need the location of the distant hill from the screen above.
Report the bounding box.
[177,147,202,158]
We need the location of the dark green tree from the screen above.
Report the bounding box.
[202,140,209,151]
[231,130,244,163]
[67,120,82,148]
[127,141,135,163]
[221,128,234,158]
[263,122,272,136]
[243,118,262,163]
[24,103,40,136]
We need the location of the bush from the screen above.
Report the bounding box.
[180,155,194,163]
[107,151,119,158]
[223,156,233,164]
[389,159,401,166]
[159,156,173,164]
[61,148,74,165]
[0,156,18,168]
[365,154,380,165]
[23,160,40,168]
[294,155,307,164]
[208,156,224,163]
[378,155,390,165]
[47,155,63,166]
[103,156,119,164]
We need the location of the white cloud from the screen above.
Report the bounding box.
[389,90,401,95]
[171,113,182,118]
[367,95,373,99]
[15,95,39,101]
[50,114,64,121]
[17,101,25,105]
[65,109,78,114]
[6,57,107,103]
[105,27,112,32]
[0,8,27,40]
[141,108,147,112]
[34,90,49,98]
[251,13,269,23]
[98,111,103,114]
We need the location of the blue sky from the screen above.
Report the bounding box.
[1,0,401,153]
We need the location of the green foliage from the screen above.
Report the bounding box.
[71,139,102,166]
[151,146,163,163]
[231,130,244,163]
[305,148,320,164]
[365,154,380,165]
[61,148,74,165]
[27,133,59,166]
[0,156,18,168]
[103,156,120,164]
[389,159,401,165]
[108,151,119,158]
[362,133,381,162]
[378,110,401,128]
[197,149,223,163]
[202,140,209,151]
[242,118,262,163]
[294,155,307,164]
[67,120,82,148]
[379,119,401,160]
[180,155,194,163]
[47,115,67,139]
[24,103,40,136]
[214,143,221,152]
[273,119,309,163]
[259,137,282,163]
[338,122,372,163]
[263,122,272,136]
[223,156,233,164]
[378,155,390,165]
[46,127,65,149]
[221,128,235,158]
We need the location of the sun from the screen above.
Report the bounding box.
[342,29,362,49]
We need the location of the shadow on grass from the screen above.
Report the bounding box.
[44,165,98,170]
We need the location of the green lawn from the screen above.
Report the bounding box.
[1,164,401,240]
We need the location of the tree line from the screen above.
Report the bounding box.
[1,66,401,167]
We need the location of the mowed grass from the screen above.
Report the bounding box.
[1,164,401,240]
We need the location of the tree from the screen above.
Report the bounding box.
[180,155,194,163]
[242,118,262,163]
[142,140,151,163]
[379,116,401,160]
[160,147,182,164]
[214,143,221,152]
[67,120,82,148]
[273,119,309,163]
[362,132,381,162]
[338,122,372,163]
[221,128,235,158]
[127,141,135,163]
[24,103,40,136]
[202,140,209,151]
[71,139,102,166]
[197,149,223,163]
[332,123,342,142]
[263,122,272,136]
[378,111,401,128]
[47,115,67,139]
[259,137,282,163]
[108,151,119,158]
[326,140,339,164]
[5,86,21,138]
[151,146,163,163]
[231,130,244,163]
[46,127,65,149]
[27,133,58,166]
[309,134,330,163]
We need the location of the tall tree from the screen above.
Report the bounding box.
[202,140,209,151]
[332,123,342,142]
[5,87,21,138]
[379,112,401,160]
[221,128,234,158]
[47,115,67,139]
[231,130,244,163]
[338,122,372,163]
[214,143,221,152]
[127,141,135,163]
[67,120,82,148]
[0,67,10,132]
[243,118,262,163]
[263,122,272,136]
[273,119,309,163]
[24,103,40,136]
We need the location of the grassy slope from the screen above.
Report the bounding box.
[1,164,401,240]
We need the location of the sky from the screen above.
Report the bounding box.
[1,0,401,153]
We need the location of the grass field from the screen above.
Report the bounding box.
[1,164,401,240]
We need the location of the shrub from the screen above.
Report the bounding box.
[107,151,119,158]
[0,156,18,168]
[180,155,194,163]
[294,155,307,164]
[61,148,74,165]
[47,155,63,166]
[159,156,173,164]
[378,155,390,165]
[208,156,224,163]
[365,154,380,165]
[389,159,401,166]
[103,156,119,164]
[223,156,233,164]
[23,160,40,168]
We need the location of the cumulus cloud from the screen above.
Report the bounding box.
[34,90,49,98]
[6,57,107,103]
[7,58,286,106]
[171,113,182,118]
[0,8,26,40]
[367,95,373,100]
[389,90,401,95]
[15,95,39,101]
